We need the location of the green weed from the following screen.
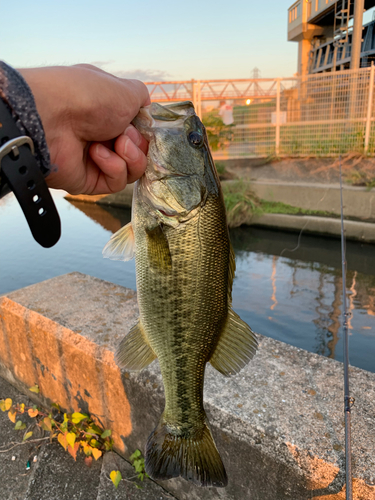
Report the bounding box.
[222,181,337,227]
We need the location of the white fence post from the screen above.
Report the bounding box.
[276,79,281,155]
[197,80,202,119]
[192,79,197,110]
[365,63,375,153]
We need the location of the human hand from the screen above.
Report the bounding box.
[19,64,150,195]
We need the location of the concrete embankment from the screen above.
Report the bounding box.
[65,181,375,243]
[0,272,374,499]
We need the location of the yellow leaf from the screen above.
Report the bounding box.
[0,400,5,412]
[28,408,39,418]
[68,441,80,461]
[60,420,68,433]
[110,470,122,489]
[66,432,76,449]
[8,409,16,423]
[58,433,68,451]
[82,442,93,456]
[29,385,39,394]
[43,417,52,431]
[92,448,102,460]
[23,431,33,441]
[71,412,88,424]
[19,403,25,414]
[5,398,12,411]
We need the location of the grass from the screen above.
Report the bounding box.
[222,181,336,228]
[260,201,335,217]
[345,170,375,190]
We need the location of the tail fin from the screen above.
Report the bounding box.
[145,418,228,488]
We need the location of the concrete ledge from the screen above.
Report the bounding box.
[1,273,374,499]
[65,181,375,220]
[65,182,375,244]
[65,184,134,209]
[250,213,375,243]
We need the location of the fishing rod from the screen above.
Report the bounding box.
[339,157,353,500]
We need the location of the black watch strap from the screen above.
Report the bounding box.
[0,99,61,247]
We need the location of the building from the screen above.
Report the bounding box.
[288,0,375,74]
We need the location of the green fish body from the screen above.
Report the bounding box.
[103,102,257,488]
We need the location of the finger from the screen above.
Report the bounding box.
[68,66,151,140]
[114,135,148,184]
[89,142,128,193]
[124,125,149,155]
[125,79,151,106]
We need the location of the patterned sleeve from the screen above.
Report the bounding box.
[0,61,50,175]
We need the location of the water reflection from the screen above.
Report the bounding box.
[0,193,374,373]
[231,226,375,372]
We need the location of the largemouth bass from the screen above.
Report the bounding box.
[103,101,257,487]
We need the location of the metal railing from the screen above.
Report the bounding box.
[145,66,375,158]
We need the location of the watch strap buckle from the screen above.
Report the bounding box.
[0,136,35,163]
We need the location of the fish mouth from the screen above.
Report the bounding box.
[157,208,177,218]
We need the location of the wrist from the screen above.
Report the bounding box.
[0,63,51,175]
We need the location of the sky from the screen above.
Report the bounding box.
[1,0,299,81]
[4,1,375,83]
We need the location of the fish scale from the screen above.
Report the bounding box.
[135,194,229,427]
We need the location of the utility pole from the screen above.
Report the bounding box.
[351,0,365,69]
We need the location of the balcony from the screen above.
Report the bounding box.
[288,0,324,41]
[288,0,375,42]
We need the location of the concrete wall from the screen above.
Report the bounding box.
[0,273,374,499]
[250,181,375,220]
[68,181,375,221]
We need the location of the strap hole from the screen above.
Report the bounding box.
[27,180,35,190]
[33,194,41,203]
[38,207,46,216]
[19,166,28,175]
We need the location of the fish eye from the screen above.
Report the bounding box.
[188,131,203,147]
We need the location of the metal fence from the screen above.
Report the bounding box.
[145,66,375,158]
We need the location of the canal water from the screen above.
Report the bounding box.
[1,190,374,373]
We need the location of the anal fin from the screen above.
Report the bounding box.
[116,320,156,371]
[209,309,258,376]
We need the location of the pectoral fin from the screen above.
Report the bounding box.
[146,225,172,271]
[102,222,135,261]
[116,320,157,371]
[209,309,258,377]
